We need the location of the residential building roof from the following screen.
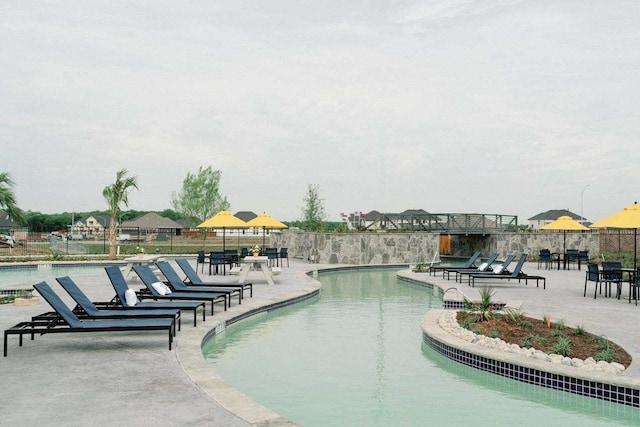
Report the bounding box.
[528,209,582,221]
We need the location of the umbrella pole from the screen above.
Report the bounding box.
[635,229,637,271]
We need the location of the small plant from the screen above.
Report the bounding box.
[503,307,523,324]
[593,335,609,349]
[595,347,616,362]
[550,329,566,338]
[522,334,547,348]
[574,325,586,335]
[463,287,496,322]
[412,262,427,273]
[520,320,533,329]
[461,318,473,330]
[488,331,500,339]
[551,336,572,356]
[553,319,566,330]
[541,314,551,325]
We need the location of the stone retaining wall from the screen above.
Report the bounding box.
[272,230,600,265]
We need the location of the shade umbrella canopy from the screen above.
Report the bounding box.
[197,211,248,251]
[245,212,287,248]
[590,202,640,269]
[540,216,589,231]
[540,215,589,253]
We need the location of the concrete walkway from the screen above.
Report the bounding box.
[1,259,639,425]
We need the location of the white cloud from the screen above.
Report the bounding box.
[2,1,640,223]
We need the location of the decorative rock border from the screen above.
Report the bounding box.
[438,310,626,374]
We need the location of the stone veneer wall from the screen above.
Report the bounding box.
[271,231,600,265]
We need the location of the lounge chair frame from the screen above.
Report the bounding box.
[175,258,253,297]
[132,265,228,315]
[104,265,206,326]
[4,282,174,357]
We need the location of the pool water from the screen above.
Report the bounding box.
[203,269,640,426]
[0,263,121,288]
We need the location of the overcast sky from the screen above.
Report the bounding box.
[3,1,640,223]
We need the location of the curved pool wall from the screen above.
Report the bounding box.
[400,271,640,408]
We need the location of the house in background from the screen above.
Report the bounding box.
[528,209,586,230]
[119,212,183,241]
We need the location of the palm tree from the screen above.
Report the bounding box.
[103,169,138,260]
[0,172,24,224]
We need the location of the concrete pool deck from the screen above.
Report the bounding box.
[1,259,639,425]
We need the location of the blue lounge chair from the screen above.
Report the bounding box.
[469,254,546,288]
[428,251,481,276]
[104,265,205,326]
[132,265,228,315]
[442,253,500,281]
[455,254,516,285]
[55,276,181,333]
[174,258,253,298]
[4,281,174,356]
[156,261,244,305]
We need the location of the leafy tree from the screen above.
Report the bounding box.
[300,184,326,231]
[102,169,138,259]
[171,165,230,223]
[0,172,24,224]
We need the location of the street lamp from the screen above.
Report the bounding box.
[580,184,590,224]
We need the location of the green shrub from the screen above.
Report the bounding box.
[551,336,572,356]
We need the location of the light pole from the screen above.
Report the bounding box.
[580,184,590,224]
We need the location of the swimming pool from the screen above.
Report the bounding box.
[203,268,640,426]
[0,263,123,290]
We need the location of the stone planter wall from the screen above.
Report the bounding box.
[271,231,600,265]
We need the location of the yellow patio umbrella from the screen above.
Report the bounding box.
[540,215,589,253]
[197,210,248,252]
[245,212,288,248]
[591,202,640,269]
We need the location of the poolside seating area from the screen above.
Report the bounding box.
[3,259,256,357]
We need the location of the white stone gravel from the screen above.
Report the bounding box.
[438,310,626,374]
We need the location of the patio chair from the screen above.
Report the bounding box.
[104,265,206,326]
[601,261,622,299]
[629,267,640,306]
[429,251,481,276]
[155,261,243,305]
[132,265,228,315]
[577,250,589,270]
[209,251,226,275]
[54,276,181,333]
[279,247,289,267]
[442,253,499,281]
[584,263,604,299]
[469,254,546,288]
[4,281,175,356]
[565,249,579,270]
[196,250,206,273]
[538,249,551,270]
[174,258,253,298]
[265,247,278,267]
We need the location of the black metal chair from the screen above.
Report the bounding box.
[538,249,551,270]
[209,251,226,275]
[265,247,278,267]
[601,261,622,298]
[224,249,238,269]
[565,249,579,270]
[584,263,601,299]
[577,250,589,270]
[629,267,640,305]
[196,250,206,273]
[240,247,249,259]
[279,247,289,267]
